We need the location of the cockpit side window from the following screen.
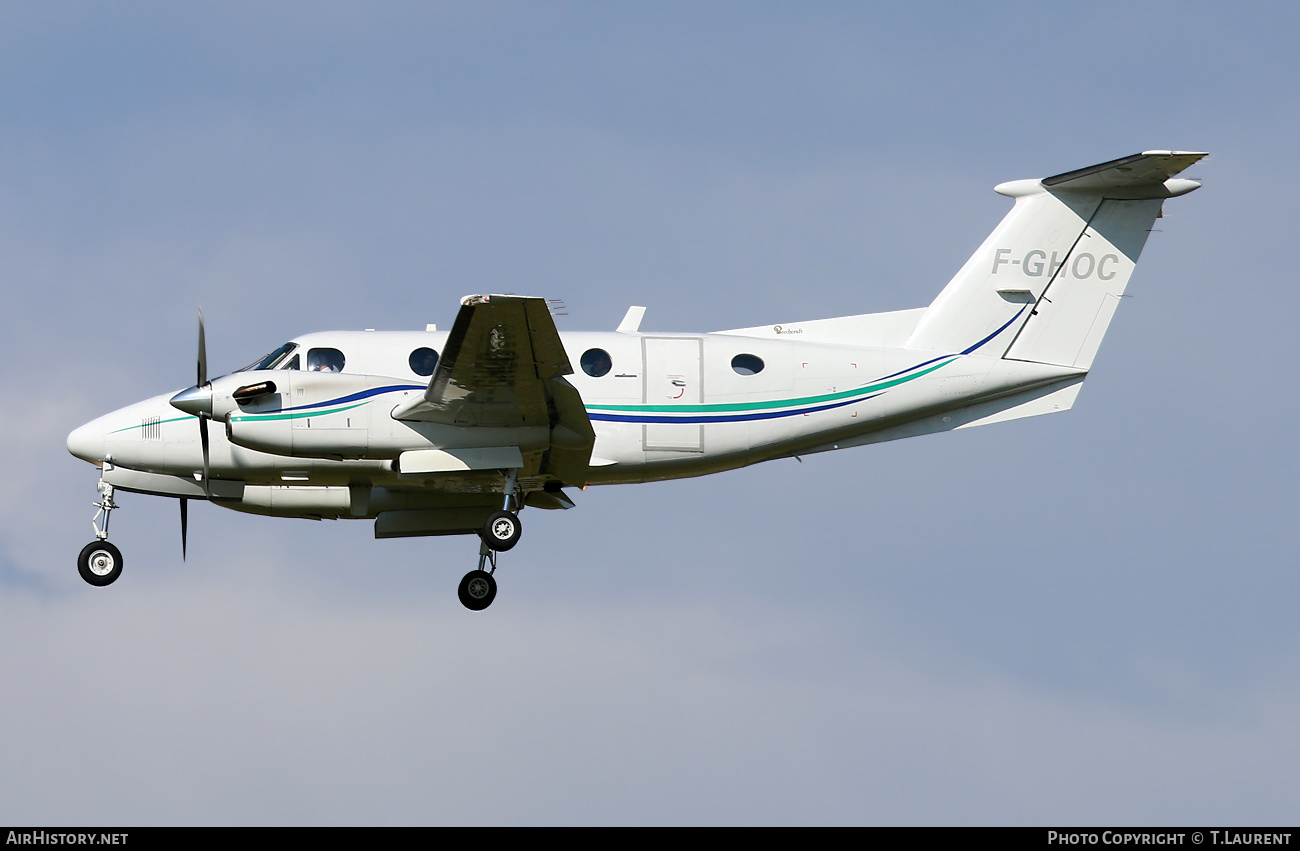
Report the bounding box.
[307,347,346,373]
[236,343,298,372]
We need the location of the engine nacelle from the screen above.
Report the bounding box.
[220,370,550,461]
[223,371,398,459]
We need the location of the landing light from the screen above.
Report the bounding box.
[232,381,277,403]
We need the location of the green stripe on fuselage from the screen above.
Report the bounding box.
[229,402,368,423]
[584,357,957,414]
[109,414,196,434]
[109,357,956,432]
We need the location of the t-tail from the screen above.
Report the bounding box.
[907,151,1206,369]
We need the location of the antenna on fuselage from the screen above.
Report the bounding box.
[616,306,646,334]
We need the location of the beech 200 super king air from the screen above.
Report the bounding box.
[67,151,1206,610]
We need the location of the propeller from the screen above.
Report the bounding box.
[197,309,210,499]
[169,309,214,560]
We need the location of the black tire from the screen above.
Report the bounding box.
[458,570,497,611]
[480,510,521,552]
[78,541,123,587]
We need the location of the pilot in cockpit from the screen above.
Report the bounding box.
[307,347,346,373]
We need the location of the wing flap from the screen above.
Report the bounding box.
[398,446,524,475]
[375,507,497,538]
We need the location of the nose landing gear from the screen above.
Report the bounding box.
[78,477,123,587]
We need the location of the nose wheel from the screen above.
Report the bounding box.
[78,541,123,587]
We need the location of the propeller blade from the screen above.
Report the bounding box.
[197,308,208,388]
[199,414,211,499]
[194,308,212,501]
[180,497,188,561]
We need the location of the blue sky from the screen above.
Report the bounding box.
[1,2,1297,825]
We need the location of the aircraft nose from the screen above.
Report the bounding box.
[67,419,106,464]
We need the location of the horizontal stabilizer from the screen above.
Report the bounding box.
[1041,151,1207,194]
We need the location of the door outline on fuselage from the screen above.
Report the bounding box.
[642,336,704,452]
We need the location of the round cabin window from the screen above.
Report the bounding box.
[731,354,765,375]
[581,348,613,377]
[409,347,440,376]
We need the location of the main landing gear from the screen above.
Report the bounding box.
[458,469,524,612]
[78,478,123,587]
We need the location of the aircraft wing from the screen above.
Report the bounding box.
[391,294,595,485]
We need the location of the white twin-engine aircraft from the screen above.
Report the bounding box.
[67,151,1205,610]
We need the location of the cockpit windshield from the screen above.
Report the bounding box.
[235,343,299,372]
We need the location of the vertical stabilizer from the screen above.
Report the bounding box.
[906,152,1205,369]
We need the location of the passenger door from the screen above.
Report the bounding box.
[642,337,703,452]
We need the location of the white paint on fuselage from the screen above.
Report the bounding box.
[70,325,1086,503]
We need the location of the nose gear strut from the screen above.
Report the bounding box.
[79,472,124,586]
[91,477,117,540]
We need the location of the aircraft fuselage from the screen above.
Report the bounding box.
[68,322,1083,521]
